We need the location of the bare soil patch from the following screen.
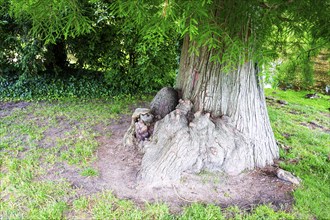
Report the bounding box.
[42,112,295,213]
[0,101,30,117]
[300,121,330,134]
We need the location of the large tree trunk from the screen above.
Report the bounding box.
[138,36,279,184]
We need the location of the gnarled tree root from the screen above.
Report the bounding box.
[138,100,259,185]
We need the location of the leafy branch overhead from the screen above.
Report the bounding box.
[7,0,94,43]
[5,0,329,61]
[123,0,329,69]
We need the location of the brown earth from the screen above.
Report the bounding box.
[0,101,30,117]
[300,121,330,134]
[1,101,296,213]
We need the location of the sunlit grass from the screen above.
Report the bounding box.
[265,89,330,219]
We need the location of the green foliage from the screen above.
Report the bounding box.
[8,0,93,43]
[0,1,51,76]
[68,1,178,94]
[0,72,112,101]
[264,30,328,90]
[2,0,329,95]
[275,56,314,90]
[179,203,224,220]
[112,0,329,67]
[80,167,99,177]
[1,1,178,95]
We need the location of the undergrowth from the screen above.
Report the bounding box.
[1,89,329,219]
[0,73,112,101]
[0,70,166,101]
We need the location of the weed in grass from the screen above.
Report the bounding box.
[143,203,173,220]
[179,203,224,220]
[245,205,296,220]
[73,197,89,210]
[80,167,99,177]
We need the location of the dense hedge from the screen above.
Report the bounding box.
[0,72,115,101]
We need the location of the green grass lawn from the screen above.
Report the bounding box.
[1,89,329,219]
[264,89,330,219]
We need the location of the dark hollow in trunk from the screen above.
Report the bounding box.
[137,36,279,184]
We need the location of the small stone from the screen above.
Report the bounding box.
[135,120,150,141]
[140,113,154,124]
[266,96,276,101]
[132,108,151,120]
[277,100,288,105]
[276,168,301,185]
[150,87,179,119]
[305,93,319,99]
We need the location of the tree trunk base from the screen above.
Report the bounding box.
[134,99,274,185]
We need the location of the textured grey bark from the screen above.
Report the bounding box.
[138,36,279,184]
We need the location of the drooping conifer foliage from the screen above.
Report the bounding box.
[112,0,329,67]
[2,0,329,87]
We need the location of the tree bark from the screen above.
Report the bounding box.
[138,36,279,184]
[176,36,278,165]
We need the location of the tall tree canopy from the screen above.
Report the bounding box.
[5,0,329,64]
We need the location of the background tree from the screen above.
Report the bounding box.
[1,0,178,96]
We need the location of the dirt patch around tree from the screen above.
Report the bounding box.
[43,114,295,213]
[1,101,296,213]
